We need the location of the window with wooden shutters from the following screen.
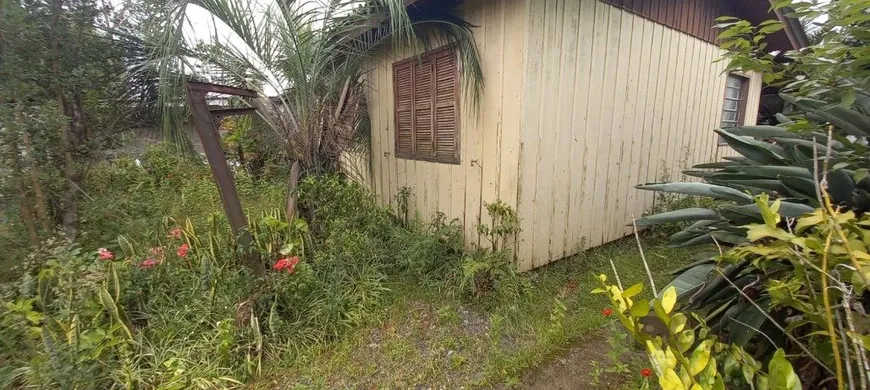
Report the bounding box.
[393,45,460,164]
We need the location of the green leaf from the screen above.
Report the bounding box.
[676,330,695,353]
[630,299,650,318]
[98,287,133,341]
[636,208,721,227]
[689,340,713,375]
[854,169,869,183]
[662,263,716,298]
[660,368,686,390]
[842,89,856,108]
[728,300,772,348]
[719,125,800,139]
[782,94,870,137]
[730,165,812,179]
[669,313,688,333]
[768,349,800,390]
[623,283,643,298]
[715,130,787,165]
[746,224,795,242]
[661,286,677,314]
[636,182,753,203]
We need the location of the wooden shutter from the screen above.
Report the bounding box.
[414,58,434,156]
[394,62,413,157]
[433,49,458,162]
[392,45,459,164]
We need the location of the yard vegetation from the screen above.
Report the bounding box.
[1,0,868,389]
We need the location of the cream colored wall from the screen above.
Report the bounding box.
[514,0,763,270]
[363,0,762,271]
[363,0,527,245]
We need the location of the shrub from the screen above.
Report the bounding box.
[593,277,799,390]
[459,201,529,300]
[391,212,464,278]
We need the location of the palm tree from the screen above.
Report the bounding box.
[136,0,483,174]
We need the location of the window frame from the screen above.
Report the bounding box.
[392,44,461,164]
[718,73,750,145]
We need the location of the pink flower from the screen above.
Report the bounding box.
[273,256,300,274]
[98,248,114,261]
[138,259,158,269]
[167,228,182,239]
[177,243,190,258]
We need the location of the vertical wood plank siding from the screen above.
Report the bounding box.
[361,0,762,271]
[362,0,527,247]
[513,0,761,271]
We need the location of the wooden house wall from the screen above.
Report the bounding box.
[514,0,762,270]
[362,0,527,246]
[361,0,762,271]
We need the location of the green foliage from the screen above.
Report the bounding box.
[460,201,528,301]
[717,0,870,104]
[593,278,797,390]
[634,5,870,385]
[76,143,286,250]
[392,212,464,278]
[659,194,870,386]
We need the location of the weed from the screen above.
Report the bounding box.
[460,201,528,300]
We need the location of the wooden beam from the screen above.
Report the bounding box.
[187,80,258,97]
[184,81,263,277]
[210,107,257,118]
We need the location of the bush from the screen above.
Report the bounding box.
[1,163,528,387]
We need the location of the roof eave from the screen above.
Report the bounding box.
[768,1,810,50]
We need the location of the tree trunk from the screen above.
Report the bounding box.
[51,0,83,238]
[286,161,301,219]
[59,95,87,237]
[22,132,52,232]
[19,193,40,247]
[6,134,38,246]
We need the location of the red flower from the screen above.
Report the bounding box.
[167,227,183,239]
[273,256,300,274]
[139,259,158,269]
[602,308,614,317]
[640,368,652,378]
[177,243,190,258]
[98,248,114,261]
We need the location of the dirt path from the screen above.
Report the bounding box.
[520,333,641,390]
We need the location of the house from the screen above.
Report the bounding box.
[359,0,806,271]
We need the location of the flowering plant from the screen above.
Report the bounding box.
[98,248,114,261]
[272,256,300,274]
[176,243,189,258]
[139,259,158,269]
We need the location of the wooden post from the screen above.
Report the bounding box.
[185,81,264,277]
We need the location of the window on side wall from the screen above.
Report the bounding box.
[719,74,749,144]
[392,45,460,164]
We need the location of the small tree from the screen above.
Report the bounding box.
[0,0,128,240]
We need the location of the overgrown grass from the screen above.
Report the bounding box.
[1,143,705,388]
[256,235,708,388]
